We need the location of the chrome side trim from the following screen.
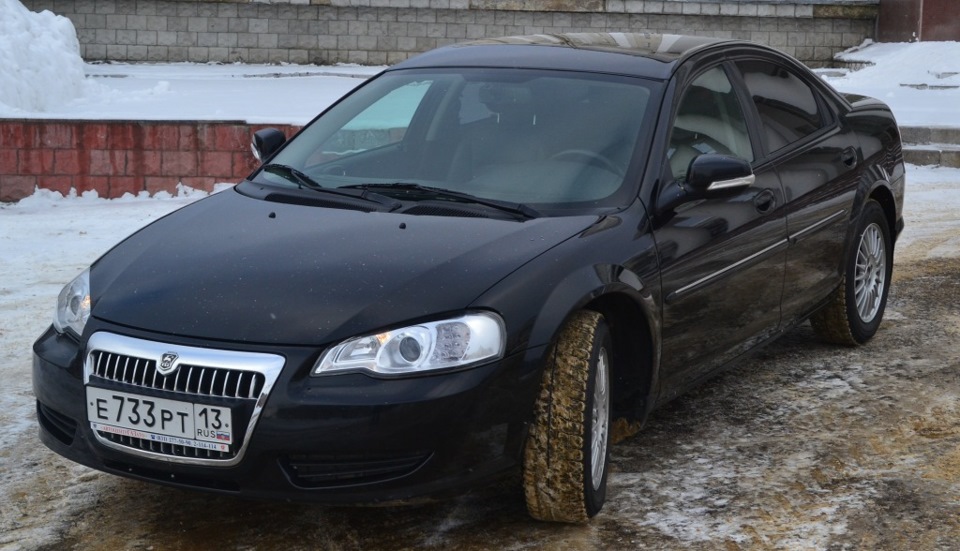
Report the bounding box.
[667,209,848,302]
[707,173,755,191]
[84,332,285,467]
[667,238,789,302]
[788,209,847,244]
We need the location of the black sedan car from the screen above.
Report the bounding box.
[33,33,905,523]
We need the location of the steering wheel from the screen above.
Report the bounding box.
[549,149,624,176]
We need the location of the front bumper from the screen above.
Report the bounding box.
[32,321,544,504]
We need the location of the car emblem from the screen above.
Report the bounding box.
[158,352,179,375]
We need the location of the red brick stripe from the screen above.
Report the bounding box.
[0,120,301,202]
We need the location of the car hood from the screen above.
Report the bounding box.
[90,188,595,346]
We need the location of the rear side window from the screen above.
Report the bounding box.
[736,60,826,153]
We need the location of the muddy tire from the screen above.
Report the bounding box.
[811,200,893,345]
[523,310,612,523]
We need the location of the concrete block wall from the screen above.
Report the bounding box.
[0,120,300,202]
[22,0,879,66]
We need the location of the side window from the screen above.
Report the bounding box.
[321,80,432,156]
[736,60,826,153]
[668,66,753,179]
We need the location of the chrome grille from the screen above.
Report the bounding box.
[84,332,284,467]
[90,351,265,399]
[100,431,235,460]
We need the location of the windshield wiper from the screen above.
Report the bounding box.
[343,183,540,219]
[261,164,401,210]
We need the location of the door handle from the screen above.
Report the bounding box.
[753,189,776,214]
[840,146,858,168]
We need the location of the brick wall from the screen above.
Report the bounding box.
[0,120,300,202]
[22,0,879,66]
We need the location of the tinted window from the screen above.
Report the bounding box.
[668,66,753,179]
[736,60,825,152]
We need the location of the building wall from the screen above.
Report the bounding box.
[22,0,879,67]
[878,0,960,42]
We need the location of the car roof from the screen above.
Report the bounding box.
[390,33,739,79]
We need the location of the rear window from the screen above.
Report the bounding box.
[736,60,827,153]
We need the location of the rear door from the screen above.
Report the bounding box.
[731,57,861,325]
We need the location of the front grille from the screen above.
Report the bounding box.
[90,351,265,399]
[84,332,284,467]
[99,431,237,460]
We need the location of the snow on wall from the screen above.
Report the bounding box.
[0,0,94,114]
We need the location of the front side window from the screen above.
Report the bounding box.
[667,66,754,179]
[736,60,826,153]
[255,68,660,212]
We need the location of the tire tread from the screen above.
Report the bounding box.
[523,310,604,523]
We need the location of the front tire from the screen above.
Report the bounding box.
[811,200,893,345]
[523,310,612,523]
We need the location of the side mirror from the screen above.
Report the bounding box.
[686,154,755,194]
[656,154,755,216]
[251,128,286,163]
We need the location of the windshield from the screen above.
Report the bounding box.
[254,68,658,213]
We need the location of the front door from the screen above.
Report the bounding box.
[653,64,788,401]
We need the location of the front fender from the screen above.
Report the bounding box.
[471,205,663,414]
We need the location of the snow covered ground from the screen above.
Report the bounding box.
[819,40,960,128]
[6,62,381,125]
[2,164,959,550]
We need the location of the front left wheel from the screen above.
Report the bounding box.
[523,310,612,523]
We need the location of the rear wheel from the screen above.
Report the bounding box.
[523,310,611,523]
[811,200,893,345]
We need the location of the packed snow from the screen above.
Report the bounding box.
[819,40,960,127]
[0,0,102,113]
[40,62,382,125]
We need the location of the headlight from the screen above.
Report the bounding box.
[53,268,91,337]
[314,312,506,376]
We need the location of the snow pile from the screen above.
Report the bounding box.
[820,41,960,126]
[0,0,95,114]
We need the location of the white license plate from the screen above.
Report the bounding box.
[87,387,233,452]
